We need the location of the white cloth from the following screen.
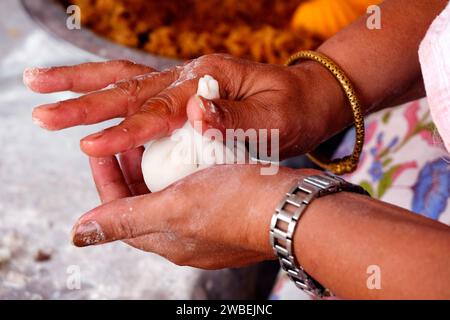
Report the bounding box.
[419,1,450,152]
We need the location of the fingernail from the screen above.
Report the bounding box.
[83,131,105,143]
[23,68,38,86]
[24,67,50,73]
[24,67,38,77]
[23,67,49,82]
[24,67,48,77]
[31,108,50,129]
[196,95,219,115]
[71,221,105,247]
[195,95,206,112]
[208,100,217,114]
[32,114,45,127]
[36,102,61,111]
[31,103,61,129]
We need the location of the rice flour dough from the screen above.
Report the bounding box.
[141,75,245,192]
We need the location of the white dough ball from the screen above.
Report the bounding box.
[197,74,220,100]
[141,75,246,192]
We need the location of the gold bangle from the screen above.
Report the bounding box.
[285,50,365,175]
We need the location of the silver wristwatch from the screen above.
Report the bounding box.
[270,172,370,298]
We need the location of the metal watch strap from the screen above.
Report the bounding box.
[270,172,369,298]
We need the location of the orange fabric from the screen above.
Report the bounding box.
[291,0,382,39]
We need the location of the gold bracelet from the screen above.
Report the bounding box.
[285,50,365,175]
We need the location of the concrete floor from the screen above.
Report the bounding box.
[0,0,203,299]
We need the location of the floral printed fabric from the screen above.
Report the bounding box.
[336,98,450,223]
[270,98,450,300]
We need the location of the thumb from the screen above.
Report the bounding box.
[71,193,170,247]
[186,95,259,133]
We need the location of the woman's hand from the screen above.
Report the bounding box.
[25,54,349,159]
[71,149,450,298]
[71,149,316,269]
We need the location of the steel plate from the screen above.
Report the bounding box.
[21,0,181,69]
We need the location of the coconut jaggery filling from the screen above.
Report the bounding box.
[66,0,321,64]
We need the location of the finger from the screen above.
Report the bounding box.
[89,153,148,251]
[89,156,131,203]
[31,70,176,131]
[80,109,173,157]
[80,83,196,157]
[119,147,150,196]
[186,95,261,133]
[24,60,154,94]
[71,193,172,247]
